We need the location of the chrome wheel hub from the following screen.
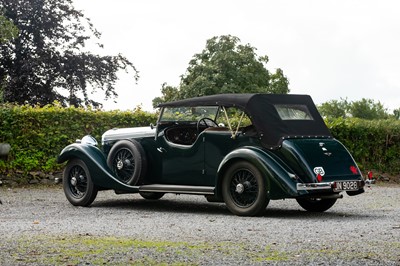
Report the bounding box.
[70,176,77,186]
[116,160,124,170]
[235,183,245,194]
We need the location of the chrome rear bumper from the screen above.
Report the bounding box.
[297,180,366,192]
[296,182,333,191]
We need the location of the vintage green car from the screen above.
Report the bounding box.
[58,94,367,216]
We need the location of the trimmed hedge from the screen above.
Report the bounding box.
[0,104,399,182]
[325,118,400,174]
[0,103,157,176]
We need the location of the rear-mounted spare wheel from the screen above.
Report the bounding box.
[107,139,147,185]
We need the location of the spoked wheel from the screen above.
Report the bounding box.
[222,161,269,216]
[107,140,147,185]
[139,192,165,200]
[112,147,135,183]
[63,159,98,206]
[296,197,337,212]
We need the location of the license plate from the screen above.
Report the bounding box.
[333,181,359,192]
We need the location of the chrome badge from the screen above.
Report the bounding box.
[313,167,325,176]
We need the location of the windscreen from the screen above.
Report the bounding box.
[160,106,219,122]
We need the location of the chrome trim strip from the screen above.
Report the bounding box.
[297,182,333,191]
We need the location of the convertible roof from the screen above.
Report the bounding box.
[158,93,255,109]
[159,94,332,149]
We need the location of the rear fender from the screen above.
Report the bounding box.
[58,143,139,192]
[216,146,299,200]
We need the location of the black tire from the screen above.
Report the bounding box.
[63,159,98,206]
[222,161,269,216]
[139,192,165,200]
[107,139,147,185]
[296,197,337,212]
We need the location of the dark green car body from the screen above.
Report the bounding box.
[58,94,366,216]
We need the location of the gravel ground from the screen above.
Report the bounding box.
[0,184,399,265]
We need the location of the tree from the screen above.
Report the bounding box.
[152,83,180,108]
[153,35,289,107]
[0,14,18,43]
[0,0,138,108]
[0,14,18,102]
[393,108,400,120]
[318,98,390,120]
[268,68,290,94]
[349,98,388,120]
[318,98,349,119]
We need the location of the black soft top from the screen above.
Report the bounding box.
[159,94,332,149]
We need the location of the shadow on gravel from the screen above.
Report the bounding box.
[92,198,230,216]
[262,207,374,220]
[90,197,375,220]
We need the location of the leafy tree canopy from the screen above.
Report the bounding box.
[350,98,388,120]
[393,108,400,120]
[0,0,138,108]
[0,14,18,43]
[318,98,396,120]
[153,35,289,108]
[318,98,350,119]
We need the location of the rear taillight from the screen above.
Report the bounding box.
[350,166,358,174]
[368,171,373,180]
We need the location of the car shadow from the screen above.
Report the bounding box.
[92,198,230,216]
[261,207,374,220]
[91,197,375,220]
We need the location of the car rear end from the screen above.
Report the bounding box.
[275,138,366,197]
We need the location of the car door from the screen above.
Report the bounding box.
[156,130,206,186]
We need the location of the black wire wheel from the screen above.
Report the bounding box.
[107,139,147,185]
[63,159,98,206]
[296,197,337,212]
[222,161,269,216]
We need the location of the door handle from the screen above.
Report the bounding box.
[157,147,166,153]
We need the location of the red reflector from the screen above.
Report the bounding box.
[368,171,373,180]
[350,166,358,174]
[317,174,323,182]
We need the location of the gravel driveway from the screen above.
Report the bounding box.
[1,184,399,265]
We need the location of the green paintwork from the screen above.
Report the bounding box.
[273,139,363,183]
[156,131,205,185]
[216,146,299,200]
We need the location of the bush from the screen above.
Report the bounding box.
[0,104,399,179]
[0,103,157,175]
[326,118,400,174]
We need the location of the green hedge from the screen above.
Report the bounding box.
[325,118,400,174]
[0,103,157,174]
[0,104,399,178]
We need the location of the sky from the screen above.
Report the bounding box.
[73,0,400,112]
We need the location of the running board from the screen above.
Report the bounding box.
[138,184,215,195]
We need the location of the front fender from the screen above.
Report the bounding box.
[58,143,139,192]
[216,146,299,200]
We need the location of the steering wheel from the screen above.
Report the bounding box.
[197,117,218,133]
